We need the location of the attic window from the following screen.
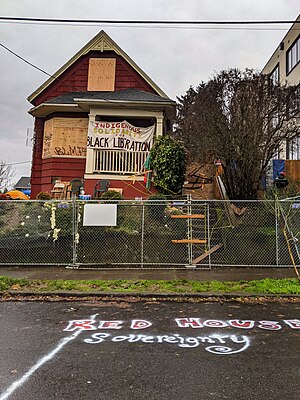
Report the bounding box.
[87,58,116,91]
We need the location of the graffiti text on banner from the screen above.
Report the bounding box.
[87,120,155,151]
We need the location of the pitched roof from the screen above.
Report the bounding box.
[14,177,31,189]
[28,30,168,103]
[44,89,175,104]
[28,88,176,117]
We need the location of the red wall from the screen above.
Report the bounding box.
[30,117,44,198]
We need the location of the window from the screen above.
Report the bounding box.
[270,111,279,129]
[272,145,281,160]
[269,64,279,86]
[287,136,300,160]
[286,35,300,74]
[288,86,300,119]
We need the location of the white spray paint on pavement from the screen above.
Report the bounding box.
[0,314,98,400]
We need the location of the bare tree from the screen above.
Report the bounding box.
[0,161,15,192]
[175,68,300,199]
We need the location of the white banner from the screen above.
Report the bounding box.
[88,120,155,152]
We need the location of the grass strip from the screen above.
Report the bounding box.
[0,276,299,295]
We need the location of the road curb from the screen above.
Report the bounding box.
[1,291,300,301]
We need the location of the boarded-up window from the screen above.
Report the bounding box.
[87,58,116,91]
[42,118,88,159]
[42,118,54,158]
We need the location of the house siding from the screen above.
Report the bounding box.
[30,117,44,197]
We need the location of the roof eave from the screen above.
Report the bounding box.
[28,103,80,117]
[74,98,175,106]
[75,98,176,114]
[28,98,176,118]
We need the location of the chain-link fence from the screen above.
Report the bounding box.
[0,200,73,265]
[0,198,299,268]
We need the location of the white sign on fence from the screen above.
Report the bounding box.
[83,204,117,226]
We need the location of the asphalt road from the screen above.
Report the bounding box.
[0,300,299,400]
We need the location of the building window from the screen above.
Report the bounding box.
[270,110,279,130]
[286,35,300,75]
[288,86,300,119]
[287,136,300,160]
[269,64,279,86]
[272,145,281,160]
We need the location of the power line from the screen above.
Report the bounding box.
[0,20,298,31]
[0,43,57,80]
[0,43,90,103]
[6,161,31,166]
[0,16,299,26]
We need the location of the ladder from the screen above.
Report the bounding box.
[171,195,211,268]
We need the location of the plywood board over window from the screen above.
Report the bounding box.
[42,118,54,158]
[87,58,116,91]
[42,118,88,159]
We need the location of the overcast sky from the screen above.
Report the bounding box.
[0,0,299,184]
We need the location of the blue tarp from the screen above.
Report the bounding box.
[273,159,285,180]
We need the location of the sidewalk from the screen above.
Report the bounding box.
[0,266,296,281]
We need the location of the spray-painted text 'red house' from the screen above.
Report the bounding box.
[28,30,176,199]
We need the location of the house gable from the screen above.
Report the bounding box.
[28,31,167,106]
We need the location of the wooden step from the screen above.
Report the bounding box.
[170,214,205,219]
[172,239,207,244]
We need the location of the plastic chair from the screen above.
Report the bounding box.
[66,179,83,198]
[94,179,110,198]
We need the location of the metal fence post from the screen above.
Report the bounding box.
[72,198,78,268]
[207,202,211,269]
[275,200,279,267]
[141,203,145,268]
[187,194,193,266]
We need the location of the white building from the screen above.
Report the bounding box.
[262,14,300,160]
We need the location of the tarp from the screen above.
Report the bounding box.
[273,159,285,180]
[5,190,30,200]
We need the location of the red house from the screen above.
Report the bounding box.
[28,30,176,199]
